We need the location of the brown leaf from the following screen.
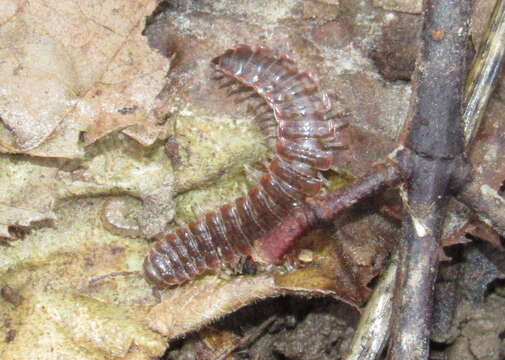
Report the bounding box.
[147,275,279,338]
[440,198,503,255]
[470,0,497,49]
[275,240,369,306]
[0,0,170,157]
[200,327,239,354]
[275,210,397,307]
[0,197,166,358]
[466,221,504,251]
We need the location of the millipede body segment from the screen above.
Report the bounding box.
[144,45,343,287]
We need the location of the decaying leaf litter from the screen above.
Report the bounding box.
[1,0,504,359]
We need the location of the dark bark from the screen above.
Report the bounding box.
[387,1,471,359]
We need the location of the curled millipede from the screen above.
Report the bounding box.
[144,45,346,287]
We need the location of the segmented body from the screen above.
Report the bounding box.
[144,45,342,287]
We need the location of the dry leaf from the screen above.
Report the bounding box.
[147,275,279,338]
[468,96,505,193]
[275,210,397,307]
[0,135,176,240]
[200,327,242,358]
[0,197,167,359]
[2,291,165,360]
[0,0,170,157]
[470,0,497,49]
[467,1,505,200]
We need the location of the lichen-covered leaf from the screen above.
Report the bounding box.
[0,197,166,359]
[2,292,165,360]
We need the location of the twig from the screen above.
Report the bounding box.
[257,162,401,263]
[343,250,398,360]
[250,2,504,358]
[387,1,471,359]
[309,162,401,223]
[258,0,505,265]
[457,178,505,237]
[463,0,505,145]
[457,0,505,237]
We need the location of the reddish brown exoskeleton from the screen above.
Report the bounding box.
[144,45,346,287]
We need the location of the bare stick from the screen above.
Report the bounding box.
[463,0,505,145]
[343,250,398,360]
[457,0,505,236]
[387,1,471,359]
[257,162,401,263]
[457,179,505,236]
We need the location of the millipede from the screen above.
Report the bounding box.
[144,45,346,287]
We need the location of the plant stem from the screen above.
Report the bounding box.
[463,0,505,145]
[387,1,471,359]
[257,162,401,263]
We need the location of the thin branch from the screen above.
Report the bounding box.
[213,316,276,360]
[457,0,505,237]
[387,1,471,359]
[309,162,401,223]
[463,0,505,145]
[258,0,505,264]
[257,162,401,263]
[343,250,398,360]
[252,3,503,358]
[457,178,505,237]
